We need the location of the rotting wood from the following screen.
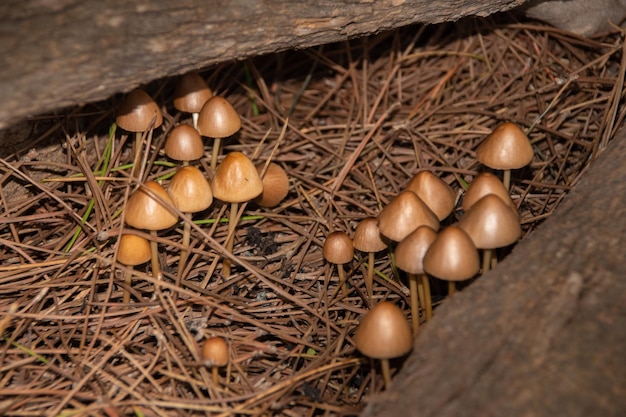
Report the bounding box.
[0,0,525,128]
[361,128,626,416]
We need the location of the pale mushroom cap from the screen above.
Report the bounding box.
[201,336,229,367]
[164,124,205,162]
[323,231,354,264]
[423,226,480,281]
[353,217,387,253]
[173,72,213,114]
[210,152,264,203]
[117,234,152,266]
[395,226,437,275]
[354,301,413,360]
[168,166,213,213]
[378,191,440,242]
[462,172,516,212]
[254,162,290,208]
[458,194,521,249]
[197,96,242,138]
[405,171,456,221]
[116,89,163,132]
[476,122,534,170]
[125,181,179,231]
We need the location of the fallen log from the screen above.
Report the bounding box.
[0,0,525,128]
[361,127,626,416]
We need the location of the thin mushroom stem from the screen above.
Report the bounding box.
[502,169,511,192]
[421,273,433,321]
[149,230,162,280]
[408,273,420,333]
[176,218,192,288]
[131,132,143,178]
[380,358,392,390]
[192,112,199,131]
[123,270,133,304]
[212,366,219,386]
[448,281,457,296]
[210,137,222,173]
[222,201,239,278]
[365,251,375,302]
[482,249,493,273]
[337,265,348,297]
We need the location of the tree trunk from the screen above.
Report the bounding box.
[361,127,626,416]
[0,0,525,128]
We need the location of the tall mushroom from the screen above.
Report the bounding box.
[117,233,152,304]
[125,181,178,280]
[395,225,437,330]
[378,190,439,243]
[354,301,412,390]
[322,231,355,297]
[353,217,387,302]
[167,166,213,286]
[210,152,263,278]
[173,72,213,130]
[116,89,163,179]
[476,122,534,192]
[197,96,242,173]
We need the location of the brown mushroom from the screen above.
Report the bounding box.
[164,124,205,165]
[378,191,439,243]
[254,162,290,208]
[323,231,354,297]
[117,233,152,304]
[197,96,242,172]
[353,217,387,302]
[173,72,213,130]
[354,301,413,390]
[405,170,456,221]
[462,172,516,212]
[201,336,229,386]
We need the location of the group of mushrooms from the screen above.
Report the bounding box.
[113,73,289,383]
[328,122,534,389]
[112,71,534,391]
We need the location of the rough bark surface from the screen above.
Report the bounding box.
[0,0,525,128]
[361,128,626,416]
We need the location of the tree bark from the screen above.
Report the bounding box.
[361,128,626,416]
[0,0,525,128]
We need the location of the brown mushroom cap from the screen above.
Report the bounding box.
[117,234,152,266]
[125,181,179,231]
[173,72,213,114]
[353,217,387,253]
[423,226,479,281]
[476,122,534,170]
[323,231,354,265]
[167,166,213,213]
[201,336,229,367]
[458,194,521,249]
[354,301,413,360]
[210,152,263,203]
[254,162,290,208]
[395,226,437,275]
[405,171,456,221]
[116,89,163,133]
[164,124,205,162]
[378,191,440,242]
[197,96,242,139]
[462,172,516,212]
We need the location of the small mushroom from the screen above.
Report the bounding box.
[173,72,213,130]
[197,96,242,172]
[164,124,205,166]
[354,301,413,390]
[117,234,152,304]
[353,217,387,302]
[405,170,456,221]
[254,162,290,208]
[378,190,439,243]
[462,172,516,212]
[323,231,354,297]
[201,336,229,387]
[476,122,534,192]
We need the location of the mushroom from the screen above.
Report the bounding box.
[462,172,516,212]
[125,181,179,280]
[378,190,439,243]
[254,162,290,208]
[201,336,229,387]
[322,231,355,297]
[173,72,213,130]
[405,170,456,221]
[354,301,412,390]
[458,194,521,272]
[210,152,263,277]
[197,96,242,172]
[163,124,205,166]
[167,166,213,286]
[353,217,387,302]
[116,89,163,179]
[395,225,437,330]
[423,226,480,295]
[476,122,534,192]
[117,233,152,304]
